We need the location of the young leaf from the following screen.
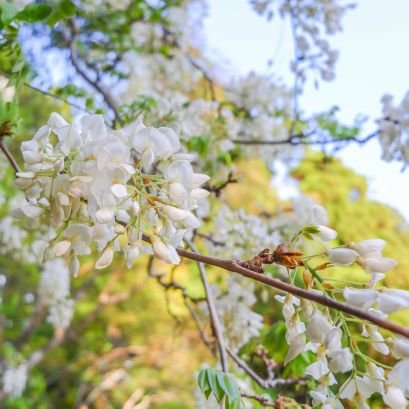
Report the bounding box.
[59,0,76,17]
[207,369,224,402]
[17,3,52,23]
[1,2,17,25]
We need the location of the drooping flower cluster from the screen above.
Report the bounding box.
[208,205,282,260]
[13,113,209,273]
[2,363,28,398]
[377,92,409,165]
[250,0,353,83]
[329,239,398,285]
[38,258,74,329]
[274,203,409,408]
[211,276,263,351]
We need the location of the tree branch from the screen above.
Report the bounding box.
[65,23,120,125]
[186,240,229,372]
[155,237,409,339]
[0,139,20,173]
[0,70,94,115]
[241,392,281,408]
[232,130,379,146]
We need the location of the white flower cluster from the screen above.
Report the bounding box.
[339,336,409,409]
[377,93,409,165]
[211,276,263,352]
[272,202,407,408]
[276,294,353,407]
[209,205,282,260]
[250,0,352,82]
[0,163,48,264]
[328,239,398,285]
[2,363,28,398]
[13,113,209,273]
[0,74,15,102]
[38,258,74,329]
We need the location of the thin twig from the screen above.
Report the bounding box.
[66,22,120,125]
[186,240,229,372]
[232,130,379,146]
[241,392,278,407]
[0,139,20,173]
[0,70,94,114]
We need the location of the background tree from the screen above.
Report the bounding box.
[0,1,409,408]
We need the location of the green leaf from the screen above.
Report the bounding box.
[186,135,211,157]
[227,396,244,409]
[17,3,52,23]
[207,369,224,402]
[1,2,17,25]
[47,9,64,27]
[303,225,320,234]
[197,369,209,394]
[59,0,76,17]
[216,372,239,400]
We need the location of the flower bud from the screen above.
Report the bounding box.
[360,256,398,274]
[343,287,378,310]
[95,247,114,270]
[306,311,332,344]
[349,239,386,257]
[328,248,359,266]
[316,225,337,241]
[328,348,353,373]
[377,290,409,314]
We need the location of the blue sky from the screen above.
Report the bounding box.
[203,0,409,220]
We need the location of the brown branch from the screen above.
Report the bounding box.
[0,139,20,173]
[205,172,238,197]
[15,302,48,347]
[65,23,120,125]
[140,235,409,339]
[186,240,229,372]
[184,298,215,353]
[241,392,281,408]
[232,130,379,146]
[147,256,204,303]
[195,232,225,247]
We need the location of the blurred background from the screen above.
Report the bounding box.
[0,1,408,408]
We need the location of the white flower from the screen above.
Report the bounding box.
[38,259,71,304]
[327,348,353,373]
[15,113,208,274]
[316,225,337,241]
[363,325,389,355]
[393,337,409,359]
[327,248,358,266]
[377,290,409,314]
[359,256,398,274]
[306,359,330,381]
[95,247,114,269]
[310,205,329,225]
[349,239,386,257]
[306,311,333,344]
[2,364,28,397]
[47,298,75,329]
[325,327,342,351]
[384,386,407,409]
[343,287,378,310]
[152,238,180,264]
[63,224,93,255]
[340,364,385,403]
[389,360,409,397]
[285,334,306,365]
[124,243,140,268]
